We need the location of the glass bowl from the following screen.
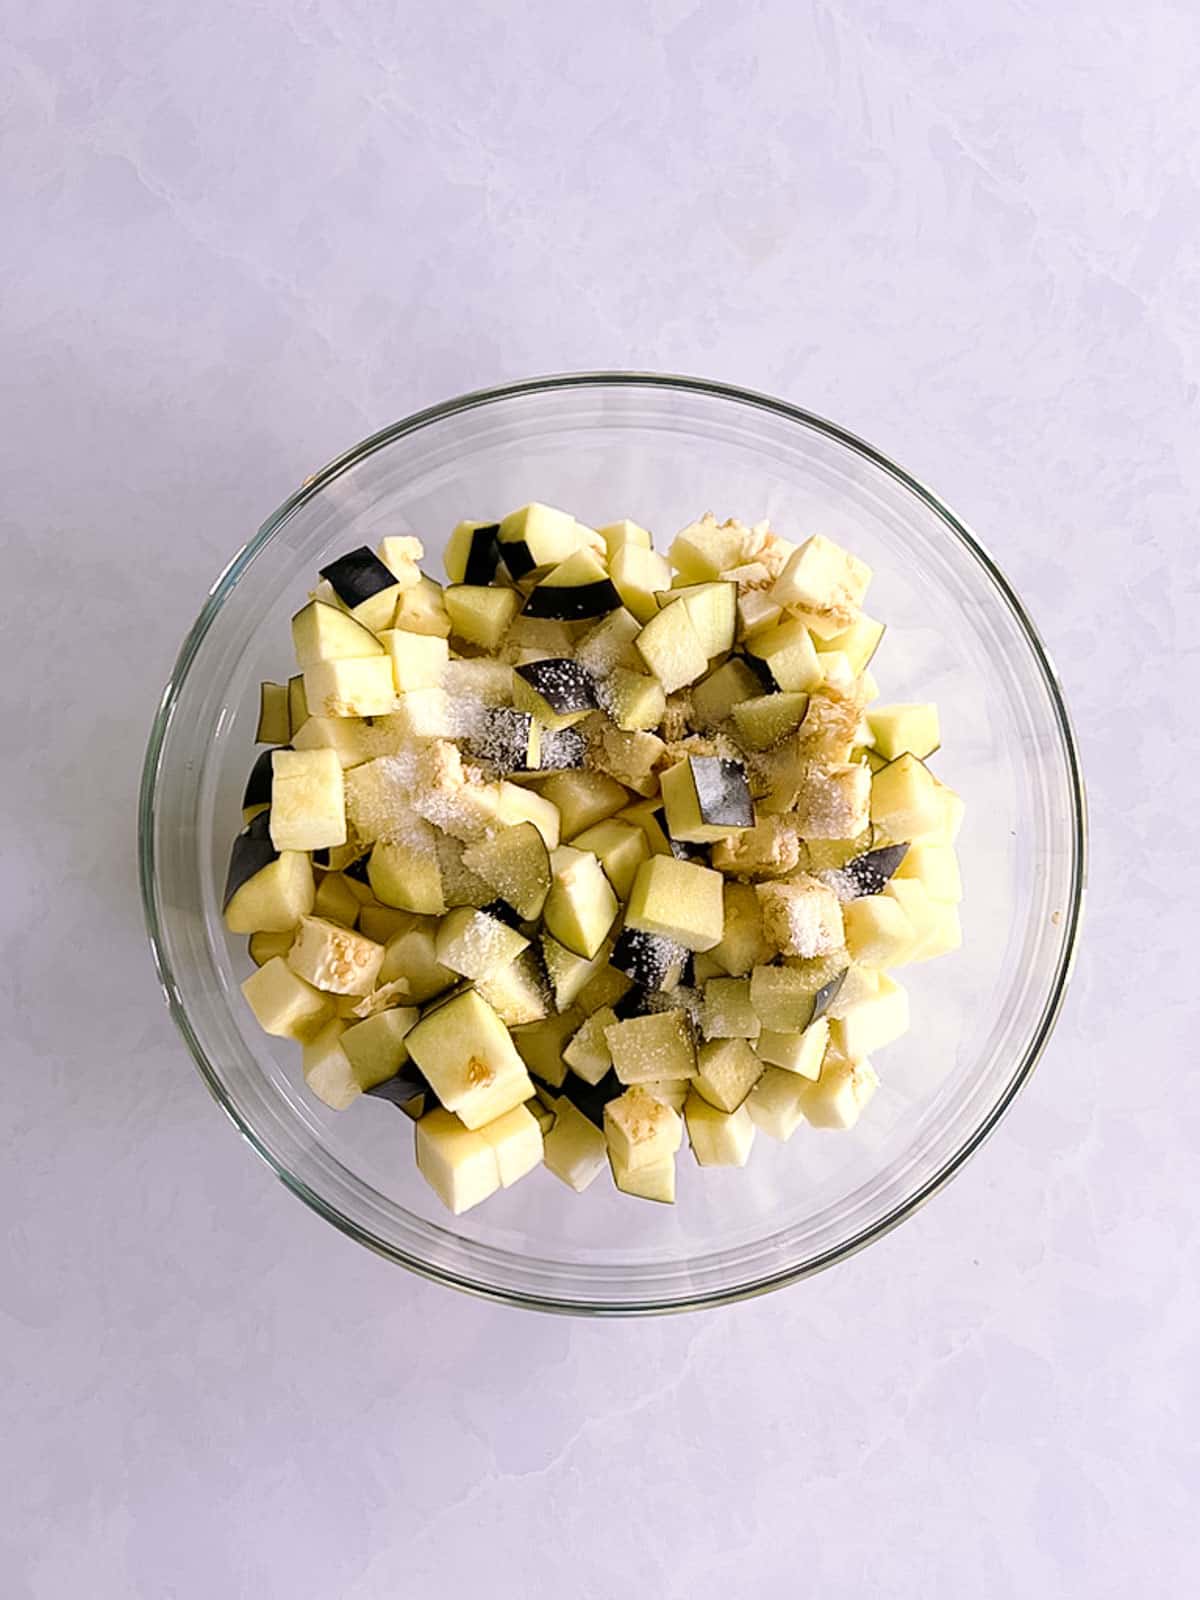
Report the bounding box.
[139,374,1086,1315]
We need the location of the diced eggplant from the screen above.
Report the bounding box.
[537,726,587,770]
[320,545,401,609]
[513,658,599,731]
[364,1064,434,1112]
[445,520,502,586]
[445,585,522,650]
[609,927,686,992]
[223,811,278,907]
[461,822,552,922]
[810,968,849,1023]
[242,747,280,818]
[660,756,753,845]
[466,707,540,772]
[523,548,622,620]
[256,682,290,745]
[839,844,909,898]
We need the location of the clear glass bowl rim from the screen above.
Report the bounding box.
[138,371,1087,1315]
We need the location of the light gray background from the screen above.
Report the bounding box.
[3,3,1196,1595]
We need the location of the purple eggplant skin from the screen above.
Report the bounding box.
[559,1068,624,1127]
[319,545,398,607]
[687,756,753,829]
[841,844,909,898]
[514,658,599,717]
[522,577,621,622]
[610,927,685,992]
[810,968,849,1024]
[223,811,278,909]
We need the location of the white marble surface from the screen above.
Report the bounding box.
[2,3,1196,1594]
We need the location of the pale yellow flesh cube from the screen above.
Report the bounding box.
[540,771,628,840]
[496,782,561,849]
[600,667,667,732]
[870,753,944,842]
[908,900,962,962]
[574,608,643,679]
[394,577,451,638]
[610,543,670,623]
[303,656,398,719]
[368,832,446,916]
[746,1067,810,1141]
[731,692,810,751]
[842,895,918,968]
[312,872,360,928]
[477,1104,544,1187]
[749,965,817,1032]
[268,748,347,852]
[693,1037,763,1113]
[377,535,425,588]
[542,1098,609,1192]
[224,851,315,934]
[769,534,871,623]
[416,1109,502,1214]
[691,659,763,727]
[604,1087,683,1172]
[708,882,774,976]
[685,1094,756,1167]
[340,1006,419,1088]
[738,589,783,637]
[291,599,385,666]
[700,978,761,1041]
[814,613,886,673]
[378,629,449,692]
[571,819,649,902]
[609,1150,676,1203]
[867,703,941,761]
[286,915,385,995]
[635,600,709,694]
[248,929,295,967]
[756,877,845,959]
[599,518,653,556]
[241,957,332,1040]
[639,1079,691,1113]
[404,989,532,1129]
[257,681,290,744]
[830,975,909,1060]
[544,846,619,960]
[563,1006,618,1086]
[755,1016,829,1080]
[302,1020,361,1110]
[800,1055,880,1130]
[746,620,822,691]
[626,855,725,952]
[894,842,962,903]
[790,762,871,841]
[434,907,529,981]
[604,1009,697,1085]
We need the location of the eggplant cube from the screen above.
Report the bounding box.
[303,656,397,719]
[378,629,448,692]
[604,1085,683,1172]
[746,1066,810,1141]
[512,658,599,732]
[699,978,761,1041]
[477,1104,544,1187]
[415,1108,502,1214]
[756,876,845,959]
[755,1016,829,1080]
[769,534,871,625]
[241,957,332,1041]
[268,748,346,853]
[604,1009,697,1085]
[563,1006,618,1086]
[435,906,530,982]
[799,1053,880,1130]
[685,1094,756,1167]
[286,915,385,996]
[660,756,753,844]
[626,856,725,953]
[692,1037,763,1113]
[634,600,709,694]
[542,1098,609,1192]
[404,989,533,1130]
[609,1150,676,1203]
[543,847,619,960]
[340,1006,420,1089]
